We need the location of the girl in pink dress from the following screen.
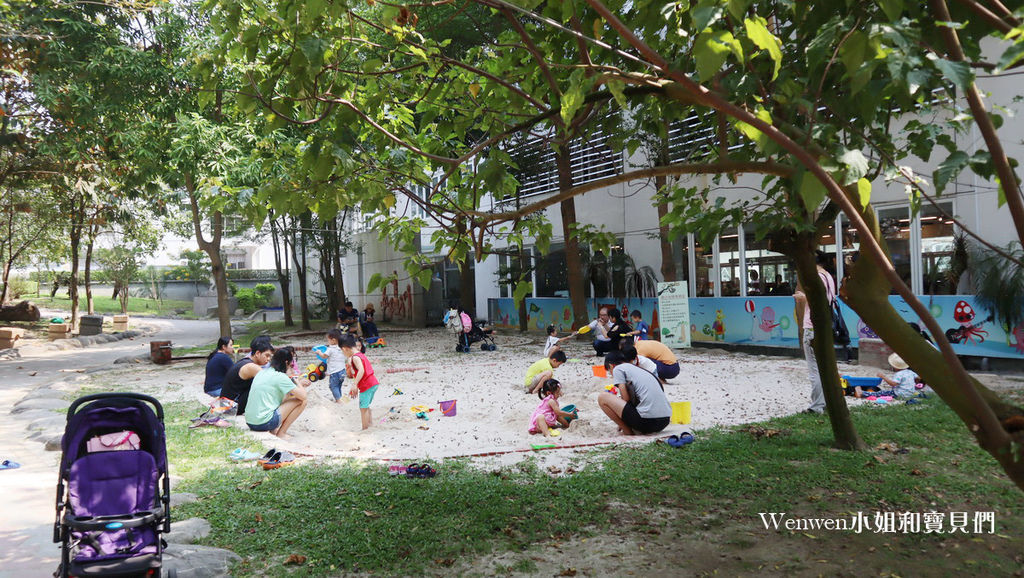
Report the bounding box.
[528,379,576,437]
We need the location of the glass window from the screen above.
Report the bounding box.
[694,238,713,297]
[670,235,692,286]
[718,230,740,296]
[921,202,956,295]
[877,206,912,291]
[744,228,796,295]
[535,243,569,297]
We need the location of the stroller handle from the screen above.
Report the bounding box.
[66,392,164,421]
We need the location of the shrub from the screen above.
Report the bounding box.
[253,283,275,302]
[5,276,35,299]
[235,288,258,314]
[227,281,239,296]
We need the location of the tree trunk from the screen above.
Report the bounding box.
[555,148,589,328]
[0,262,10,305]
[330,217,346,315]
[185,173,231,337]
[68,198,83,330]
[269,214,294,327]
[656,130,677,282]
[291,213,311,330]
[842,205,1024,489]
[793,236,867,451]
[84,231,95,315]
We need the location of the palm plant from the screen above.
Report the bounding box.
[968,240,1024,332]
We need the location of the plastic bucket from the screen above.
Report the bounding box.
[561,404,578,424]
[670,401,691,425]
[439,399,457,417]
[592,365,607,378]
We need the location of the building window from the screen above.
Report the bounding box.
[718,229,740,296]
[743,228,795,295]
[922,201,956,295]
[505,131,622,200]
[877,206,913,291]
[535,243,569,297]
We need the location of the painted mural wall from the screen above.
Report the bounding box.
[487,295,1024,359]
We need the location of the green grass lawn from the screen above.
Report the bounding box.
[29,294,194,317]
[166,393,1024,576]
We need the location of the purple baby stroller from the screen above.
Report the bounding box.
[53,393,172,577]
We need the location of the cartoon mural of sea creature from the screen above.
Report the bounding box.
[945,300,990,344]
[750,304,779,341]
[529,303,541,313]
[857,320,878,339]
[712,309,726,341]
[1009,322,1024,354]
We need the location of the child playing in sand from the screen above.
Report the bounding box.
[528,379,575,437]
[875,353,919,398]
[625,310,649,341]
[341,334,379,429]
[524,350,566,395]
[325,329,348,403]
[543,324,574,356]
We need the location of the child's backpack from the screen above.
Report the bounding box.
[445,309,463,334]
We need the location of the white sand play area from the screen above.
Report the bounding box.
[183,327,854,462]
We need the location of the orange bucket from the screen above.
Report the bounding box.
[592,365,607,378]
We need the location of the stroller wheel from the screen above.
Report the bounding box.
[488,344,498,351]
[480,343,489,351]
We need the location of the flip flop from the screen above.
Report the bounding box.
[0,460,20,470]
[229,449,262,461]
[666,433,694,448]
[257,449,277,466]
[262,451,296,470]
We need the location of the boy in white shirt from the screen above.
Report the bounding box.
[324,329,349,403]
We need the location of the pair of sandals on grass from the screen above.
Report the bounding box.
[388,463,437,478]
[659,432,694,448]
[228,447,295,469]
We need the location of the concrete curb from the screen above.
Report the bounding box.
[0,327,155,360]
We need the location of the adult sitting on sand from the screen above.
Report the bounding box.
[220,336,274,416]
[246,346,309,440]
[360,303,379,338]
[598,350,671,435]
[629,339,681,381]
[203,336,234,397]
[586,306,614,356]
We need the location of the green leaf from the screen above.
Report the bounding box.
[839,30,867,77]
[366,273,385,294]
[415,268,433,289]
[727,0,753,22]
[856,178,871,209]
[733,107,773,151]
[744,16,782,79]
[606,78,628,108]
[839,149,870,184]
[797,172,828,211]
[298,36,328,69]
[692,0,724,32]
[512,280,533,305]
[930,56,972,90]
[934,150,969,194]
[876,0,903,21]
[560,84,585,125]
[996,40,1024,72]
[693,30,738,82]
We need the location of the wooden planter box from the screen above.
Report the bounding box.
[48,323,72,340]
[113,315,130,332]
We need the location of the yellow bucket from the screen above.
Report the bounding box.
[670,401,691,425]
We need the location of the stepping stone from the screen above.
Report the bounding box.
[12,397,70,414]
[170,492,198,507]
[165,517,211,544]
[163,543,241,578]
[20,388,67,400]
[44,433,64,451]
[27,415,66,432]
